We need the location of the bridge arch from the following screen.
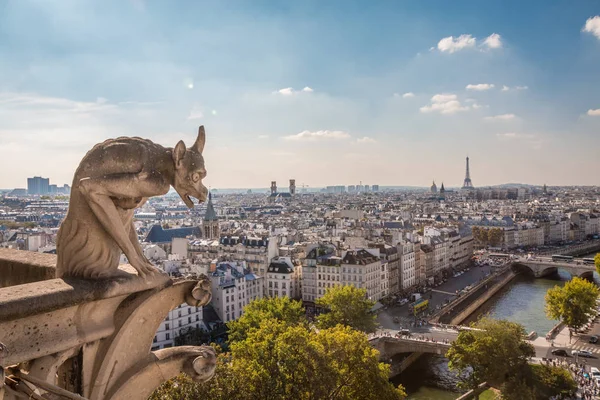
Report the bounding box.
[511,263,535,276]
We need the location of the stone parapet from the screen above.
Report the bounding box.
[0,248,56,288]
[0,260,215,400]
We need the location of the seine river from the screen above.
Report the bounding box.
[394,270,578,399]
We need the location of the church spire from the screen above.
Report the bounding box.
[204,191,218,222]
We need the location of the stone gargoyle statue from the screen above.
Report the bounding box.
[56,126,209,279]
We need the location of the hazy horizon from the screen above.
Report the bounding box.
[1,0,599,189]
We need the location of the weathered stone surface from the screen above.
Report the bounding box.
[56,126,209,279]
[0,248,56,288]
[0,265,170,322]
[0,278,214,399]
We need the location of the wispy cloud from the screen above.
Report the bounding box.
[420,94,469,115]
[466,83,495,91]
[258,134,269,139]
[187,105,204,120]
[283,130,350,141]
[402,92,415,98]
[436,33,502,53]
[275,87,314,96]
[583,16,600,40]
[356,136,377,144]
[501,85,528,92]
[484,113,516,121]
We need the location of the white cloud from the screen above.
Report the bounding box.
[431,93,457,103]
[583,16,600,40]
[483,33,502,49]
[277,87,294,96]
[356,136,377,144]
[501,85,528,92]
[275,87,314,96]
[258,134,269,139]
[472,103,487,109]
[437,34,476,53]
[587,109,600,116]
[402,92,415,98]
[485,113,516,121]
[283,130,350,141]
[420,93,469,115]
[187,105,204,120]
[466,83,495,91]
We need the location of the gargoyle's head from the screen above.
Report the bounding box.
[173,126,208,208]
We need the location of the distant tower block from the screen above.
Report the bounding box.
[462,157,474,189]
[289,179,296,195]
[271,181,277,195]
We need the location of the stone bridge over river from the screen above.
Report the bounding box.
[513,258,597,279]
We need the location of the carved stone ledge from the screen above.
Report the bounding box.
[0,274,213,400]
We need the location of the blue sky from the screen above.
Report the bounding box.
[0,0,599,189]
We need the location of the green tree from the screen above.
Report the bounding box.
[545,277,599,332]
[316,285,377,333]
[447,318,535,392]
[488,228,504,247]
[529,364,577,399]
[152,321,405,400]
[595,253,600,276]
[227,296,305,342]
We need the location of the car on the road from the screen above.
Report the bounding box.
[572,350,593,358]
[393,317,400,323]
[397,298,409,306]
[590,335,598,344]
[551,349,569,356]
[591,367,600,378]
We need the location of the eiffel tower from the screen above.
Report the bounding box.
[462,156,474,189]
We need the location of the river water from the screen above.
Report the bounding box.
[395,270,577,399]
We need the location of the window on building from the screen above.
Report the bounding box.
[188,316,192,324]
[153,336,157,343]
[188,308,192,314]
[178,311,181,318]
[196,315,200,321]
[165,323,170,330]
[166,333,170,340]
[178,320,182,327]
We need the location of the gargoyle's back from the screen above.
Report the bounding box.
[72,137,168,183]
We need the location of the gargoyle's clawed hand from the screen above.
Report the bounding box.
[129,255,158,278]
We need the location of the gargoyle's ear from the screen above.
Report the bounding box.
[192,126,206,154]
[173,140,186,168]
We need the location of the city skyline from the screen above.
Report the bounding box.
[1,0,600,188]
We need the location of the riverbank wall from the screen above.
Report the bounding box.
[434,268,517,325]
[450,270,517,325]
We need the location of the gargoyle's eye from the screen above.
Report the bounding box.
[192,172,201,182]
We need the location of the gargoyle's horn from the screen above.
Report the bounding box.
[193,126,206,153]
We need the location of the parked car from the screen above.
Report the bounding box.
[572,350,593,358]
[590,335,598,344]
[551,349,568,356]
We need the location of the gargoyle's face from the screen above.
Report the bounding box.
[173,126,208,208]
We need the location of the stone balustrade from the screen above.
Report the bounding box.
[0,249,216,400]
